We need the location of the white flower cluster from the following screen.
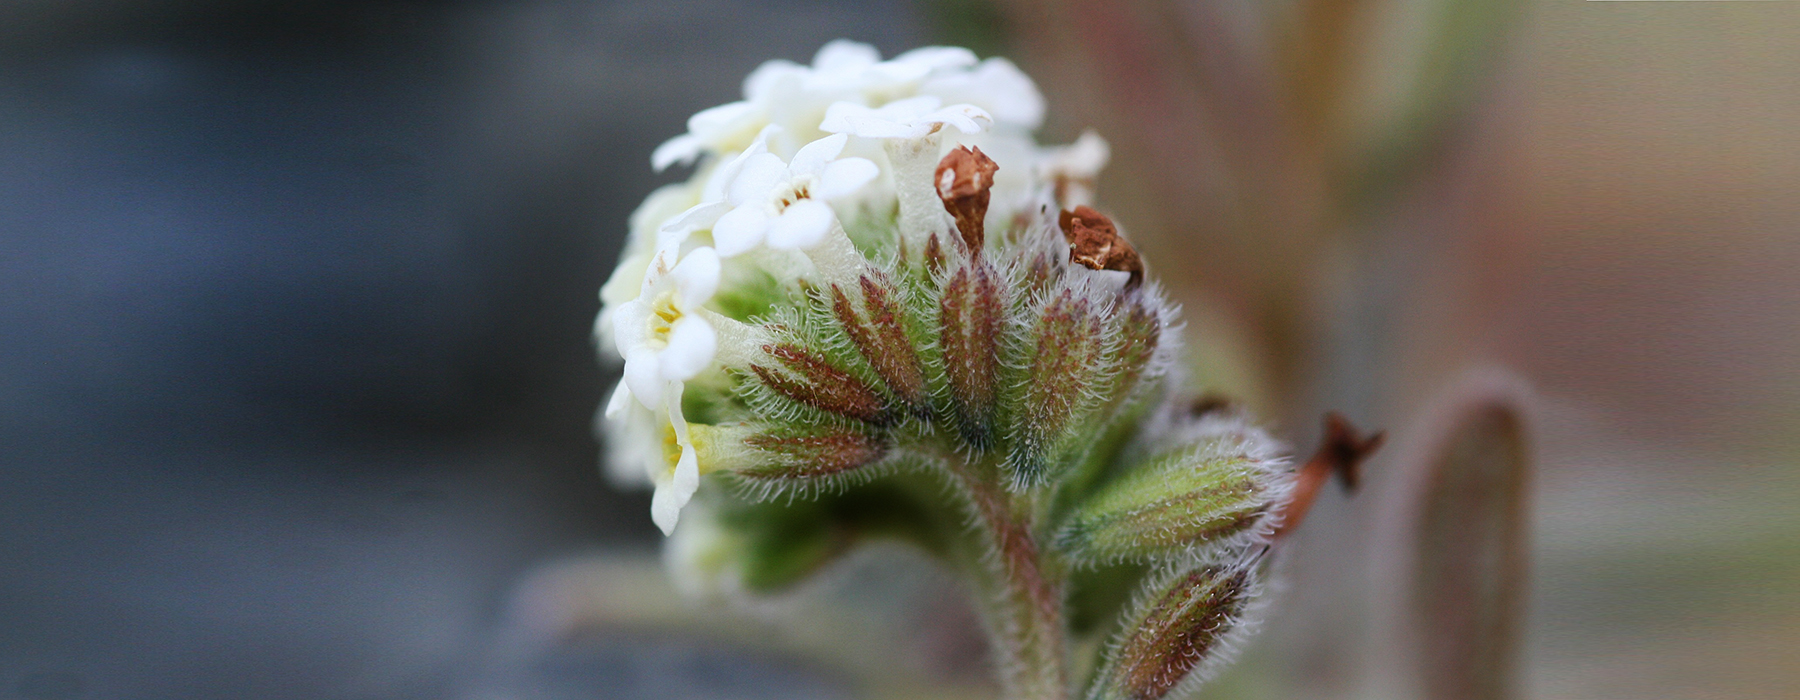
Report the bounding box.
[597,40,1111,535]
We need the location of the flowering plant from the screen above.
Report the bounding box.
[595,40,1368,700]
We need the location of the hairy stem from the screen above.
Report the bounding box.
[947,457,1070,700]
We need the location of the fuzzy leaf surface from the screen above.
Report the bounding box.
[1055,440,1282,565]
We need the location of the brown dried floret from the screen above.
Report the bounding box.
[1059,205,1143,289]
[936,146,999,255]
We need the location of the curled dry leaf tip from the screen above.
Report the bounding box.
[1274,412,1385,540]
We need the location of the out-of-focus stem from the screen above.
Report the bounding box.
[946,457,1070,700]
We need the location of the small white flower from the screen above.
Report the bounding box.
[652,101,765,172]
[604,380,705,536]
[1037,129,1112,206]
[611,246,722,411]
[799,39,883,90]
[596,182,704,348]
[1040,129,1111,178]
[920,57,1045,131]
[650,41,885,170]
[819,95,993,141]
[647,385,702,535]
[700,132,877,255]
[651,41,998,169]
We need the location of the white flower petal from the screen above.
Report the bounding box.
[891,46,978,73]
[659,315,717,381]
[932,104,993,134]
[670,247,721,305]
[843,115,924,139]
[650,438,700,536]
[1041,129,1111,179]
[819,96,968,139]
[623,346,664,410]
[612,299,652,356]
[687,100,757,135]
[743,60,805,101]
[599,252,650,312]
[631,182,701,238]
[650,474,685,535]
[662,201,731,241]
[817,102,875,135]
[651,134,703,171]
[766,199,835,250]
[922,58,1044,129]
[812,39,880,73]
[815,157,879,200]
[600,399,654,488]
[651,384,700,535]
[712,205,770,258]
[882,95,944,115]
[728,153,788,205]
[604,378,633,418]
[636,248,678,299]
[788,133,848,178]
[972,58,1044,128]
[702,126,778,201]
[665,381,690,440]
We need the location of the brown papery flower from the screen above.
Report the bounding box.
[936,145,999,255]
[1059,205,1143,289]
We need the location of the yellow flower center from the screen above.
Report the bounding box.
[659,421,722,479]
[646,290,682,350]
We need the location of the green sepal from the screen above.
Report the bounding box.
[1086,560,1262,700]
[1054,435,1285,566]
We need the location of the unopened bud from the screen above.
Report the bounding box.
[1055,440,1283,565]
[830,274,928,415]
[939,260,1005,447]
[1102,294,1163,411]
[937,146,999,255]
[1087,562,1261,700]
[737,423,890,486]
[1006,287,1106,486]
[750,344,893,425]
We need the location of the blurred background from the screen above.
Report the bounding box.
[1,1,1795,699]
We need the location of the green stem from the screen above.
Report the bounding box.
[947,457,1070,700]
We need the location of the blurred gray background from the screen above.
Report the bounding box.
[0,2,935,698]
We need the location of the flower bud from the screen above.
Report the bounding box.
[938,260,1005,447]
[1054,437,1285,565]
[1005,287,1107,486]
[1103,293,1164,409]
[735,423,891,488]
[749,343,894,425]
[1087,561,1262,700]
[830,274,928,415]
